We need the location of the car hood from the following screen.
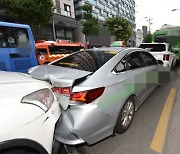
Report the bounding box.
[0,71,38,84]
[28,65,92,87]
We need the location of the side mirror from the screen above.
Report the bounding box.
[157,60,163,65]
[174,51,178,54]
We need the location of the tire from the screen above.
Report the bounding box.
[52,141,67,154]
[115,97,135,134]
[0,149,28,154]
[0,148,38,154]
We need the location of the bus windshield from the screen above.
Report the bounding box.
[0,22,37,72]
[154,34,167,43]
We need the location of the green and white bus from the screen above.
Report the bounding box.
[152,26,180,60]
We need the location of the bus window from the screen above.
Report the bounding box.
[0,22,38,72]
[154,34,167,43]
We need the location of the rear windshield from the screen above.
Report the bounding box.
[139,44,166,52]
[0,26,29,48]
[48,46,83,54]
[51,50,118,72]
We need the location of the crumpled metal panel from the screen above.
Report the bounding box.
[28,65,92,110]
[55,104,118,145]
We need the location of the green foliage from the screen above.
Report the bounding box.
[144,33,152,43]
[0,0,54,26]
[103,16,132,41]
[81,4,99,36]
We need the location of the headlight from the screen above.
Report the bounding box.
[21,88,54,112]
[39,55,45,60]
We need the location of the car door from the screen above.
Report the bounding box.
[124,51,148,107]
[140,51,159,95]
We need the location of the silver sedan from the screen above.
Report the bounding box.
[29,47,163,146]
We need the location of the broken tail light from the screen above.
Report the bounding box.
[70,87,105,104]
[52,87,70,95]
[52,87,105,104]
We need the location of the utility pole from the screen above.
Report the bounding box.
[147,18,153,34]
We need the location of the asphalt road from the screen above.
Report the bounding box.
[73,66,180,154]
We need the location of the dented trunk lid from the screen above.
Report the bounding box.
[28,65,92,109]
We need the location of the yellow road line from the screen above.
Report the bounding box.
[177,68,180,74]
[150,88,176,153]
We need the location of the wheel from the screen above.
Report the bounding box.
[115,97,135,134]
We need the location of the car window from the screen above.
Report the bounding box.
[114,57,127,72]
[140,52,157,66]
[139,44,166,52]
[51,50,118,72]
[168,45,172,51]
[126,51,145,70]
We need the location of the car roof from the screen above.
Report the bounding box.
[140,42,169,45]
[86,47,141,53]
[36,40,85,47]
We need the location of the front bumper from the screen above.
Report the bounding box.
[8,100,61,154]
[54,104,118,145]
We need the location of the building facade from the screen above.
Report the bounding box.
[136,29,143,47]
[74,0,136,46]
[0,0,79,41]
[0,0,136,45]
[36,0,78,41]
[142,25,148,40]
[136,26,148,47]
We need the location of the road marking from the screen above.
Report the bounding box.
[177,68,180,74]
[150,88,176,153]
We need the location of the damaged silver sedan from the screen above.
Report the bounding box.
[29,47,162,146]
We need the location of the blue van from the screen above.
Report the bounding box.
[0,21,38,72]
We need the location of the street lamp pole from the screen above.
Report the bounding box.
[147,18,153,34]
[52,13,56,41]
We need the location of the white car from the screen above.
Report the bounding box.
[139,43,176,68]
[0,71,61,154]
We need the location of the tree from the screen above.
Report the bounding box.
[0,0,54,37]
[144,33,152,43]
[81,4,99,41]
[103,16,132,41]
